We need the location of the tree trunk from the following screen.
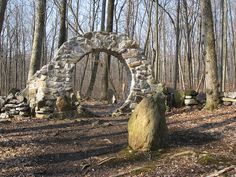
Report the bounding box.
[28,0,46,81]
[200,0,220,110]
[154,0,159,82]
[101,0,114,100]
[183,0,193,89]
[58,0,67,48]
[0,0,7,35]
[173,0,180,89]
[220,0,227,92]
[86,0,106,98]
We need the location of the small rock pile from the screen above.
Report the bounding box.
[222,92,236,106]
[184,90,198,106]
[0,90,30,119]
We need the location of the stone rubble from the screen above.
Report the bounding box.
[184,91,199,106]
[0,91,30,120]
[221,92,236,105]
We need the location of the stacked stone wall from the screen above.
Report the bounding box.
[28,32,157,118]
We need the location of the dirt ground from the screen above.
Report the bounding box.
[0,104,235,177]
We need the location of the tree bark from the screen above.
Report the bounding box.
[0,0,7,35]
[154,0,159,82]
[86,0,106,98]
[28,0,46,81]
[173,0,180,89]
[58,0,67,48]
[200,0,220,110]
[220,0,227,92]
[101,0,114,100]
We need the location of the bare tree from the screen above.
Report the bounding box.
[28,0,46,81]
[58,0,67,48]
[101,0,115,100]
[200,0,220,110]
[86,0,106,98]
[0,0,7,35]
[173,0,181,89]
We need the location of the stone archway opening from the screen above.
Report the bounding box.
[28,32,156,118]
[72,51,132,116]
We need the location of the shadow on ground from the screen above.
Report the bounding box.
[0,112,235,177]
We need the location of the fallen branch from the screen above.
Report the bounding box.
[207,165,235,177]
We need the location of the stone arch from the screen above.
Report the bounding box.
[28,32,156,118]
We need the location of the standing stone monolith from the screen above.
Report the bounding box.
[128,92,168,151]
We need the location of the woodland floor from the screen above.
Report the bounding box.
[0,104,236,177]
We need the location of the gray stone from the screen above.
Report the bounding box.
[16,107,29,111]
[223,101,232,106]
[184,99,198,106]
[223,92,236,99]
[128,92,168,151]
[130,103,137,109]
[0,113,10,119]
[15,92,25,103]
[9,109,19,115]
[0,118,11,123]
[39,106,54,113]
[0,97,5,109]
[36,113,53,119]
[185,95,192,99]
[45,100,55,106]
[40,75,47,81]
[19,111,29,117]
[6,93,15,101]
[36,91,46,102]
[9,99,18,104]
[141,88,151,94]
[16,103,29,107]
[4,104,16,108]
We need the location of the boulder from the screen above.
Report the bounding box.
[56,96,72,112]
[128,92,168,151]
[196,92,206,104]
[170,89,185,108]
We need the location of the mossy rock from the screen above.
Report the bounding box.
[173,90,185,107]
[184,89,198,96]
[56,96,73,112]
[128,92,168,151]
